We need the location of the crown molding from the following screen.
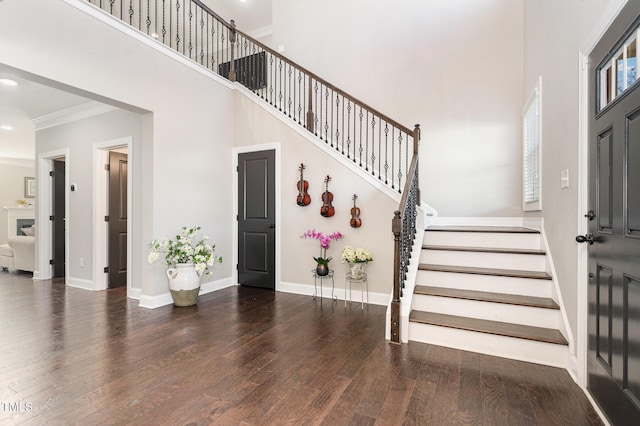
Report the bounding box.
[33,101,118,131]
[0,157,35,168]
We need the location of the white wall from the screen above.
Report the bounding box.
[0,162,36,244]
[272,0,525,217]
[523,0,617,344]
[0,0,235,302]
[234,91,398,297]
[36,109,142,284]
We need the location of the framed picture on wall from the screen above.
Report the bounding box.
[24,177,35,198]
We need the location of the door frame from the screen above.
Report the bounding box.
[93,137,132,293]
[232,143,281,290]
[36,149,69,281]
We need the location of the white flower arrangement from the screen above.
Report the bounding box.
[148,226,222,275]
[340,246,373,264]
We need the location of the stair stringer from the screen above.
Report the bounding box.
[525,217,578,378]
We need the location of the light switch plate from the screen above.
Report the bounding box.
[561,169,569,189]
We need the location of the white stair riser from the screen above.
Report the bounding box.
[417,270,553,298]
[420,250,546,272]
[412,294,560,329]
[424,231,542,250]
[408,322,568,368]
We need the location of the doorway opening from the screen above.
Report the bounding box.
[37,149,69,281]
[233,144,281,291]
[94,137,132,291]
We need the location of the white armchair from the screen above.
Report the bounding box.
[9,235,35,272]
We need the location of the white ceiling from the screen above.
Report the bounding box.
[0,0,272,163]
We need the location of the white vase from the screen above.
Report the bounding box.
[349,262,364,279]
[166,263,200,306]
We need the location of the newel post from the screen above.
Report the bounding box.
[413,123,421,203]
[306,77,315,133]
[229,20,237,82]
[391,210,402,345]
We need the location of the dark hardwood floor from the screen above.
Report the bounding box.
[0,271,602,425]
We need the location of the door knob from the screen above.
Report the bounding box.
[268,224,276,229]
[576,233,595,245]
[584,210,595,221]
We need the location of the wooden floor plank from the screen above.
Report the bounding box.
[0,271,600,425]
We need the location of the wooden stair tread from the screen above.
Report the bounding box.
[422,245,545,255]
[425,226,539,234]
[414,285,559,309]
[419,264,552,280]
[409,311,568,345]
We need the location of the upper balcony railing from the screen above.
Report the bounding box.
[86,0,419,194]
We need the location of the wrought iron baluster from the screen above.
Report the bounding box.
[188,2,192,59]
[370,114,376,175]
[378,119,382,180]
[314,80,319,136]
[297,70,302,123]
[359,108,364,167]
[324,87,329,143]
[346,100,352,159]
[340,95,345,154]
[333,93,339,149]
[384,123,389,185]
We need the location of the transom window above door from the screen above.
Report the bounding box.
[599,25,638,110]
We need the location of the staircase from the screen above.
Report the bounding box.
[408,225,569,368]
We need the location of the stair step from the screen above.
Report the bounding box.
[422,245,545,256]
[409,311,567,346]
[426,226,539,234]
[414,285,558,310]
[419,264,552,280]
[423,229,542,251]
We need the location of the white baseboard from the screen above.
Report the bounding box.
[66,276,95,291]
[128,286,142,300]
[138,277,236,309]
[278,281,390,306]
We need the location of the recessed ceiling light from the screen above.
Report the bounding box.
[239,0,247,3]
[0,79,18,86]
[1,125,14,131]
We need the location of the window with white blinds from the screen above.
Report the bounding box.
[523,77,541,211]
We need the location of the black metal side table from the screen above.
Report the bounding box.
[345,272,368,309]
[312,269,336,303]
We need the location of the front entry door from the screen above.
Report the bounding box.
[587,3,640,424]
[108,151,127,288]
[237,150,275,290]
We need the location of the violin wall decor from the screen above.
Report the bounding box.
[350,194,362,228]
[320,175,335,218]
[296,163,311,206]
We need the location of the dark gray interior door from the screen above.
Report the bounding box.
[587,4,640,424]
[108,151,127,289]
[51,160,65,278]
[238,150,275,290]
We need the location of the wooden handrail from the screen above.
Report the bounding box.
[196,0,414,136]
